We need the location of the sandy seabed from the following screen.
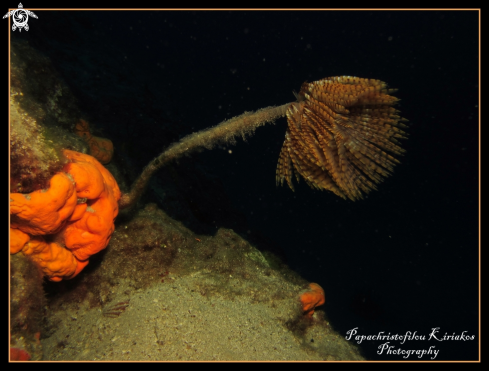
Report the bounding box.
[41,272,363,361]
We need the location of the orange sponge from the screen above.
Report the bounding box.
[60,150,120,261]
[20,236,79,282]
[10,228,30,254]
[300,282,325,318]
[10,172,77,235]
[64,161,105,200]
[74,119,114,164]
[10,150,120,281]
[63,149,121,200]
[89,136,113,165]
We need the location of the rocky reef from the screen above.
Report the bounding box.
[9,39,363,361]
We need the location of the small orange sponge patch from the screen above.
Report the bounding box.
[10,347,31,361]
[10,150,120,281]
[74,119,114,164]
[300,282,325,318]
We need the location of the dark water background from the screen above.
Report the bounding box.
[12,10,479,360]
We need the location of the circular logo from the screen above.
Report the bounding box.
[4,4,37,32]
[12,8,29,30]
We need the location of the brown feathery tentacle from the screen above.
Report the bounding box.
[275,76,408,200]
